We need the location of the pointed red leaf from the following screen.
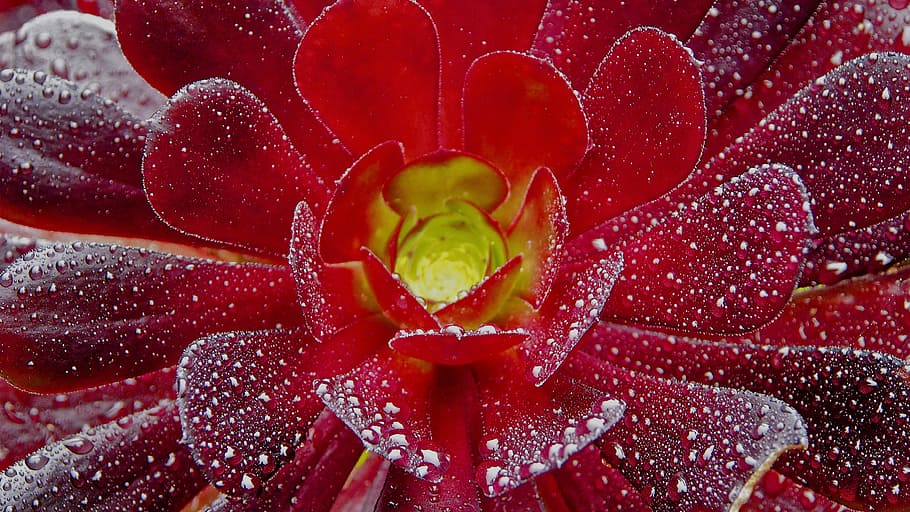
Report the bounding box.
[418,0,547,146]
[289,201,376,340]
[698,53,910,237]
[205,412,364,512]
[566,28,705,235]
[603,164,811,334]
[320,142,405,264]
[144,78,328,255]
[566,352,808,512]
[315,349,450,482]
[518,251,622,385]
[115,0,351,181]
[0,367,175,471]
[531,0,712,89]
[294,0,439,157]
[0,242,301,392]
[0,69,176,241]
[361,248,439,331]
[464,52,587,220]
[7,11,165,118]
[0,405,207,511]
[730,266,910,359]
[435,256,524,329]
[506,168,568,309]
[586,323,910,511]
[473,354,625,497]
[390,326,527,366]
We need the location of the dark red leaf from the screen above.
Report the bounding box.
[602,164,811,334]
[586,323,910,511]
[0,242,301,392]
[144,78,328,256]
[802,211,910,285]
[0,69,177,241]
[729,266,910,359]
[294,0,439,158]
[688,0,821,119]
[566,28,705,235]
[115,0,351,181]
[706,0,910,158]
[6,11,165,118]
[0,367,174,471]
[0,404,207,511]
[696,53,910,237]
[566,352,808,512]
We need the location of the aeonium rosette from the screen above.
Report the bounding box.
[0,0,909,511]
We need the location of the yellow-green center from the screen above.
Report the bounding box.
[394,200,506,306]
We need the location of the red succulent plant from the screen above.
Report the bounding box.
[1,1,910,511]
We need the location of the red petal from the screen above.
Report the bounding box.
[320,142,405,264]
[706,1,910,158]
[361,248,439,331]
[290,201,376,340]
[178,323,388,495]
[115,0,350,181]
[294,0,439,157]
[587,323,910,511]
[687,0,820,119]
[473,354,625,497]
[742,471,861,512]
[315,349,450,482]
[0,367,174,471]
[697,53,910,237]
[0,69,176,241]
[330,453,390,512]
[565,28,705,235]
[285,0,333,25]
[603,164,811,334]
[464,52,587,220]
[8,11,165,118]
[0,233,44,272]
[0,242,300,392]
[803,211,910,285]
[566,352,808,512]
[552,444,651,512]
[144,78,328,256]
[435,256,524,329]
[531,0,712,89]
[731,266,910,359]
[390,327,527,366]
[1,404,207,511]
[518,251,622,385]
[208,412,364,512]
[419,0,547,146]
[506,168,568,309]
